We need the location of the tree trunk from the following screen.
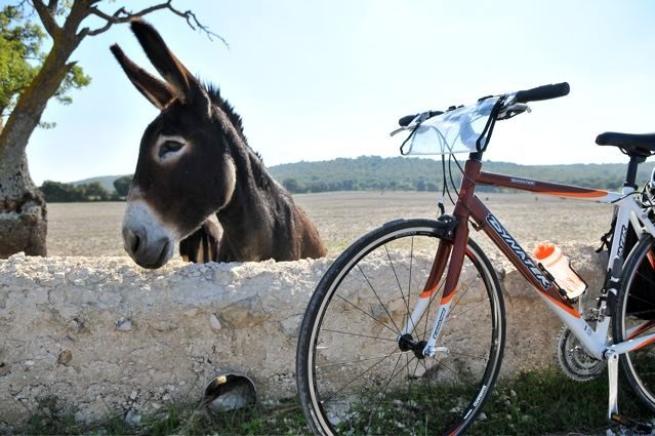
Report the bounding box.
[0,41,77,257]
[0,145,47,257]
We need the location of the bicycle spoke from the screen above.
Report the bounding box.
[384,244,410,328]
[433,358,465,384]
[449,350,489,361]
[321,328,397,342]
[417,273,481,340]
[408,236,414,330]
[448,300,487,320]
[357,265,401,333]
[448,273,481,316]
[317,351,406,369]
[626,283,655,304]
[321,346,403,404]
[335,294,398,336]
[627,308,655,317]
[404,353,412,431]
[364,353,418,434]
[636,270,655,289]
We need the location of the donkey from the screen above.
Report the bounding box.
[111,20,326,269]
[179,215,222,263]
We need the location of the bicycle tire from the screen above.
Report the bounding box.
[296,218,505,435]
[613,234,655,412]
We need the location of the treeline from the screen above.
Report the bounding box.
[280,176,445,193]
[272,156,465,194]
[40,175,132,203]
[269,156,651,194]
[49,156,655,200]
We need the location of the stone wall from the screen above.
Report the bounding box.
[0,244,605,428]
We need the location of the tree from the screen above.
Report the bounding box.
[0,6,90,128]
[40,180,83,202]
[282,178,303,194]
[79,181,108,201]
[113,175,132,197]
[0,1,218,257]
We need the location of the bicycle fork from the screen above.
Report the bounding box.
[399,216,469,359]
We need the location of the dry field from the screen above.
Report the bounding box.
[47,191,612,262]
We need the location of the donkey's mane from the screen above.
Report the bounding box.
[203,82,276,192]
[204,83,246,142]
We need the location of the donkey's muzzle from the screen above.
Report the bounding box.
[122,227,171,269]
[122,200,176,269]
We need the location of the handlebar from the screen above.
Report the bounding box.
[397,82,570,127]
[514,82,570,103]
[398,110,444,127]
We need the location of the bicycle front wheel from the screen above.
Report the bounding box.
[296,219,505,435]
[613,235,655,412]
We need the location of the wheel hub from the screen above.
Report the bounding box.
[398,333,428,359]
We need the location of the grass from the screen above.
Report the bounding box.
[18,368,654,435]
[23,398,309,436]
[469,369,652,435]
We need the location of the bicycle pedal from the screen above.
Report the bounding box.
[610,414,654,435]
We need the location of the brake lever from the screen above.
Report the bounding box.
[497,103,531,120]
[390,126,408,137]
[391,110,445,136]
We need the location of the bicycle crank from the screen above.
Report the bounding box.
[556,326,605,382]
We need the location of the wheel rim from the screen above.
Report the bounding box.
[620,241,655,407]
[306,227,502,434]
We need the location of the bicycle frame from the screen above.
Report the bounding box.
[401,155,655,361]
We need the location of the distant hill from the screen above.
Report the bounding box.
[71,175,123,192]
[268,156,655,193]
[70,156,655,194]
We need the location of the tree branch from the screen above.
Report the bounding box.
[79,0,226,45]
[46,0,58,14]
[164,1,227,45]
[30,0,61,40]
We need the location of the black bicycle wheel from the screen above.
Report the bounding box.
[613,235,655,412]
[296,219,505,435]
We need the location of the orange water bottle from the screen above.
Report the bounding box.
[533,242,587,299]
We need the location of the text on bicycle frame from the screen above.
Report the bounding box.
[486,213,551,288]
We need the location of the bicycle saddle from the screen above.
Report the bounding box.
[596,131,655,156]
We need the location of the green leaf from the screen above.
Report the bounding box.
[0,5,89,125]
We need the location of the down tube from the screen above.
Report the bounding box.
[464,196,619,358]
[467,196,566,300]
[464,196,605,333]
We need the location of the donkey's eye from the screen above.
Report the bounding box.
[159,140,184,159]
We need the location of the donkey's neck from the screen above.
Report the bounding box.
[217,145,288,261]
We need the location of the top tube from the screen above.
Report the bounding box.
[477,170,626,204]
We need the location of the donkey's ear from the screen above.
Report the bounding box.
[129,19,200,103]
[110,44,174,110]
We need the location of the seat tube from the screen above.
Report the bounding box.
[423,156,481,355]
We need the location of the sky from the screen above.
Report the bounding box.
[5,0,655,184]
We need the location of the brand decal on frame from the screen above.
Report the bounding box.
[486,214,550,288]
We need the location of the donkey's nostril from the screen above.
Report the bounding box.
[123,228,144,256]
[131,233,141,253]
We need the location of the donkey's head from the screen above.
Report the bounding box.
[112,20,238,269]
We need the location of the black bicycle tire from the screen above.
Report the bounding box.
[295,218,506,435]
[613,234,655,412]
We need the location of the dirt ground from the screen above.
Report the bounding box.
[47,191,612,261]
